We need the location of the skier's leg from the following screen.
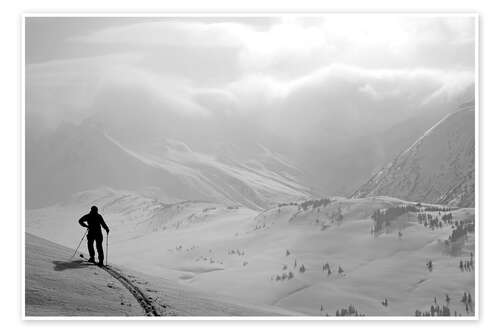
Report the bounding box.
[96,234,104,265]
[87,234,95,262]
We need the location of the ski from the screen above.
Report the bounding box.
[79,253,107,268]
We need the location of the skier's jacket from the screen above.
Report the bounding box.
[79,212,109,236]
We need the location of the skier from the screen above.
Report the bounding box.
[78,206,110,266]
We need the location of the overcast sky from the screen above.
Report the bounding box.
[26,15,475,147]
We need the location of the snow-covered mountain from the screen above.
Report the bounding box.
[27,190,476,316]
[26,233,289,316]
[352,101,475,207]
[26,123,312,210]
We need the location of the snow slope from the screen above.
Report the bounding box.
[25,233,294,316]
[25,233,144,316]
[352,102,475,207]
[26,123,311,210]
[27,189,475,316]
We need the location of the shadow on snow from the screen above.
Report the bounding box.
[52,260,90,271]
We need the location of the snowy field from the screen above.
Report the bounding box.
[25,233,292,316]
[26,188,475,317]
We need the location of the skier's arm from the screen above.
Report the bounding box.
[100,215,110,233]
[78,214,89,228]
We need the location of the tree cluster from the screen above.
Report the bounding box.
[371,205,416,234]
[419,214,444,230]
[441,212,453,223]
[321,262,344,276]
[299,198,332,211]
[421,205,453,212]
[459,252,474,272]
[228,249,245,256]
[415,304,451,316]
[461,292,474,314]
[278,202,298,208]
[335,305,365,316]
[271,253,305,282]
[449,221,471,242]
[273,271,294,281]
[460,259,474,272]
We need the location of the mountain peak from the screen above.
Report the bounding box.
[352,106,475,207]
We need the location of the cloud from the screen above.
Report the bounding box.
[285,64,474,102]
[73,21,248,48]
[26,49,474,148]
[26,16,475,149]
[26,53,212,130]
[218,63,474,146]
[224,63,474,113]
[71,16,475,81]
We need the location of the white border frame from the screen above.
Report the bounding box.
[20,12,479,321]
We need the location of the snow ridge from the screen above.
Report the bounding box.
[352,103,475,207]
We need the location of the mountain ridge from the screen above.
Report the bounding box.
[351,102,475,207]
[26,122,312,210]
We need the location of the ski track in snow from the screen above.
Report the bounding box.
[80,258,165,316]
[98,264,162,316]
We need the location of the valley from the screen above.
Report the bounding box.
[26,188,475,316]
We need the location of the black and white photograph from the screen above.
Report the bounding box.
[23,13,477,318]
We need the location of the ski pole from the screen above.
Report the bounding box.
[106,232,109,266]
[70,229,88,259]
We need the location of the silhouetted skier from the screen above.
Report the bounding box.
[79,206,109,266]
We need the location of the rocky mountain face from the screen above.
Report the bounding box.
[352,101,475,207]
